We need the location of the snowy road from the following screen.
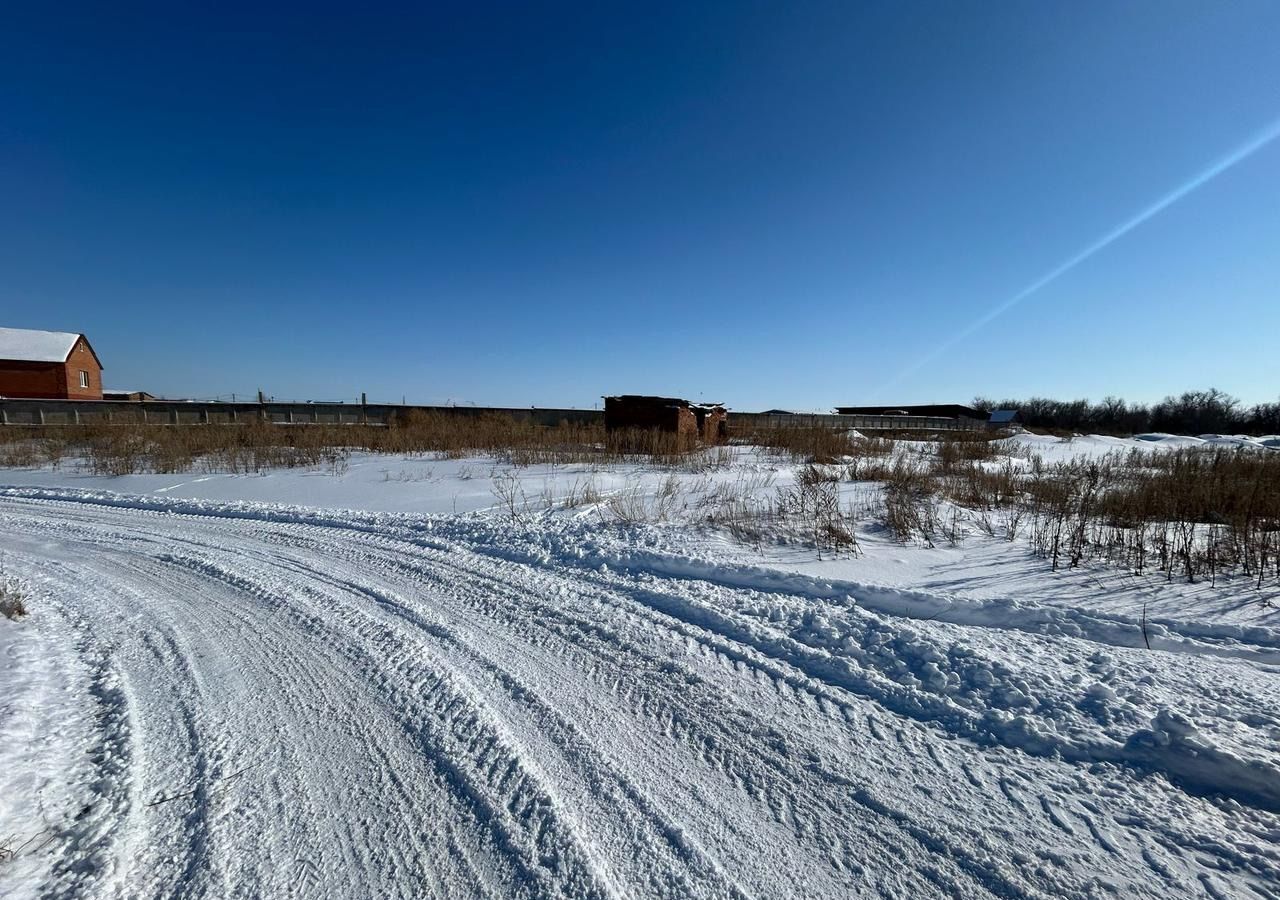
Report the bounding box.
[2,488,1279,898]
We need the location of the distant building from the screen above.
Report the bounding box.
[103,390,157,402]
[834,403,986,419]
[603,395,727,444]
[0,327,104,400]
[987,409,1022,429]
[834,404,989,428]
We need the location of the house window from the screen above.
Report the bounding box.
[79,370,89,388]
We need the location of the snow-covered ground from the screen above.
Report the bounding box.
[1,438,1278,898]
[1011,431,1280,460]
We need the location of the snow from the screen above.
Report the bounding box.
[1,441,1279,897]
[0,327,80,363]
[1008,431,1279,458]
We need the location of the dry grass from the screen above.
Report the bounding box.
[934,433,1001,472]
[0,578,26,620]
[921,444,1280,585]
[3,418,1274,584]
[1020,448,1280,584]
[0,415,731,475]
[741,425,861,463]
[753,427,1280,583]
[694,465,861,557]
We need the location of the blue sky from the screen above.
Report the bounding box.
[2,2,1278,409]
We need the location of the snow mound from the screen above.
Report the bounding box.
[1134,432,1205,446]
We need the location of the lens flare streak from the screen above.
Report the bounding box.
[882,116,1280,391]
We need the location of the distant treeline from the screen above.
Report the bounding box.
[971,388,1280,436]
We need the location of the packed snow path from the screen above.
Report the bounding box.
[2,489,1279,899]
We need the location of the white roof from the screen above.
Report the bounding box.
[0,326,83,362]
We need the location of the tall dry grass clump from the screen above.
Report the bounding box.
[995,448,1280,585]
[828,431,1279,585]
[741,425,860,463]
[0,575,26,620]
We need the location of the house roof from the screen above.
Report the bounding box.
[0,327,88,363]
[988,409,1020,424]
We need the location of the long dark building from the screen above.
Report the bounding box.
[834,404,987,421]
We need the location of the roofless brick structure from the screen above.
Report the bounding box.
[604,396,727,445]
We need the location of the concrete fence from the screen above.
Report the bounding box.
[0,399,602,428]
[0,399,979,432]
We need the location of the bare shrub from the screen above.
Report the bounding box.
[934,432,1000,474]
[693,465,858,557]
[1008,447,1280,583]
[491,470,526,520]
[0,440,42,468]
[776,466,860,556]
[607,483,650,524]
[0,578,26,620]
[559,478,602,509]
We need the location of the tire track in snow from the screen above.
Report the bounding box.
[154,544,745,898]
[3,503,1015,896]
[3,493,1279,898]
[5,521,590,897]
[250,530,985,879]
[130,550,616,899]
[189,522,1269,900]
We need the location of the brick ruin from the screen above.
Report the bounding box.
[603,396,727,446]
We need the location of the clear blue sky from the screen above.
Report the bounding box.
[2,2,1278,409]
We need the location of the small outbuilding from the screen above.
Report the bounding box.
[0,327,104,400]
[693,404,728,443]
[603,395,727,445]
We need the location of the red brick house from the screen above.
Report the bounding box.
[0,327,104,400]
